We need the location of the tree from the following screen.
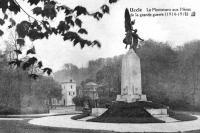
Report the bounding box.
[177,41,200,108]
[0,52,62,113]
[33,77,62,109]
[0,0,118,77]
[95,56,122,97]
[137,40,179,104]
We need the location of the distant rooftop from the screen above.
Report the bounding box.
[85,82,98,86]
[60,79,76,83]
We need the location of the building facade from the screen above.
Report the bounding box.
[52,79,76,106]
[82,82,99,100]
[61,79,76,106]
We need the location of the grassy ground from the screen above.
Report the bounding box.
[0,119,113,133]
[168,110,197,121]
[88,101,165,123]
[88,116,164,123]
[1,119,200,133]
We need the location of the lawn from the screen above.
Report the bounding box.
[0,119,112,133]
[168,110,197,121]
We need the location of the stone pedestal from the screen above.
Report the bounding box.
[116,49,147,102]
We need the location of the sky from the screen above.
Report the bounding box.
[1,0,200,71]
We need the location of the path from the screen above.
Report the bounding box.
[29,114,200,132]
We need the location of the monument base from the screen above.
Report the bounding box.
[116,94,147,103]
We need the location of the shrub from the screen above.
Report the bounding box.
[98,97,112,108]
[72,96,93,108]
[0,105,20,115]
[72,96,84,107]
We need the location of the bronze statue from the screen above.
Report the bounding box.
[123,8,144,52]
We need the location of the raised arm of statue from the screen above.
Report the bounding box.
[137,35,144,41]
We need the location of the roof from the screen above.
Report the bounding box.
[85,82,98,86]
[60,79,76,83]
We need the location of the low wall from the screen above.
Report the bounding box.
[91,108,107,117]
[49,106,75,113]
[146,108,168,115]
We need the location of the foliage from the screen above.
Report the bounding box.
[0,0,118,78]
[96,59,121,96]
[33,77,62,100]
[5,30,53,78]
[72,96,92,107]
[0,105,20,115]
[0,0,118,44]
[98,97,112,108]
[0,54,62,114]
[72,96,84,107]
[136,40,200,110]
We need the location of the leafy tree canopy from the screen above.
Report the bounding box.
[0,0,118,78]
[0,0,118,46]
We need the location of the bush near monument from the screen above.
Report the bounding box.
[73,96,93,107]
[98,97,113,108]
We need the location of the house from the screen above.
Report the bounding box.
[82,82,99,101]
[60,79,76,106]
[52,79,76,106]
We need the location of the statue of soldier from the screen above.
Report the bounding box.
[130,29,144,51]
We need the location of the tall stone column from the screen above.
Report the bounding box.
[116,49,147,102]
[121,49,142,95]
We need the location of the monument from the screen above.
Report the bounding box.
[116,50,147,102]
[116,8,147,103]
[88,8,174,123]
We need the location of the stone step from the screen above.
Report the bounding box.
[145,108,178,122]
[146,108,168,115]
[153,114,169,117]
[153,115,178,123]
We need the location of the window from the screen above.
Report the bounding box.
[52,98,57,105]
[71,85,73,89]
[69,92,70,95]
[70,79,72,82]
[73,92,75,95]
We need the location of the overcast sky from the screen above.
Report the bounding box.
[1,0,200,71]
